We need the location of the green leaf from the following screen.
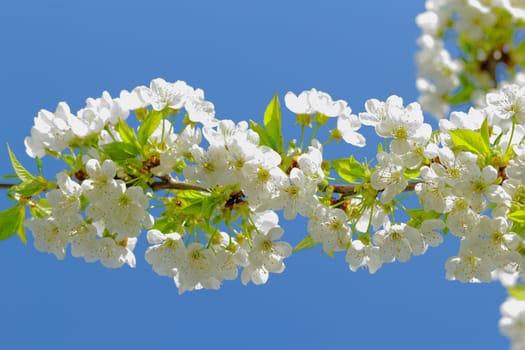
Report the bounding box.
[404,167,421,181]
[138,110,163,145]
[134,107,148,121]
[449,129,491,158]
[480,117,490,148]
[293,235,320,252]
[102,142,140,162]
[116,120,138,146]
[263,94,284,153]
[176,190,210,214]
[62,154,77,168]
[509,209,525,223]
[448,80,476,105]
[0,205,23,241]
[332,156,366,183]
[151,215,175,233]
[512,221,525,238]
[250,120,274,149]
[7,144,35,182]
[508,285,525,300]
[29,200,50,219]
[1,174,20,180]
[16,206,26,244]
[36,157,43,176]
[10,179,47,197]
[406,208,441,227]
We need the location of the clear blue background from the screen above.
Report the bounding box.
[0,1,508,349]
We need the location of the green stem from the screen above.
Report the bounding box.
[306,123,321,148]
[505,118,516,157]
[299,125,305,150]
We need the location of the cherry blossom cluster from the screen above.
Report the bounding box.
[145,210,291,293]
[500,296,525,350]
[24,78,215,158]
[22,78,525,288]
[26,159,151,268]
[11,77,525,348]
[416,0,525,118]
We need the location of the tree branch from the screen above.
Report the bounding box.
[331,182,418,196]
[149,176,211,192]
[0,179,421,195]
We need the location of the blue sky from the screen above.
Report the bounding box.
[0,1,509,349]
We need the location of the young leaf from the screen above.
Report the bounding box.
[250,120,273,149]
[116,119,139,146]
[16,206,26,244]
[293,235,320,252]
[508,285,525,300]
[7,144,35,182]
[332,157,366,183]
[511,221,525,239]
[138,110,163,145]
[509,209,525,223]
[36,157,43,176]
[0,205,23,241]
[447,81,476,105]
[449,129,490,158]
[10,179,47,197]
[263,94,284,153]
[1,174,20,180]
[134,107,148,121]
[480,117,490,148]
[102,142,140,162]
[176,190,209,214]
[405,208,441,227]
[404,167,421,181]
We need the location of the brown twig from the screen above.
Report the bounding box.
[330,181,418,196]
[0,179,421,195]
[0,183,15,189]
[149,176,211,192]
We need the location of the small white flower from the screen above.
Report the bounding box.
[275,168,318,219]
[499,297,525,350]
[185,88,216,125]
[336,109,366,147]
[97,236,137,269]
[240,211,292,285]
[240,226,292,285]
[373,223,426,263]
[486,84,525,123]
[307,204,352,253]
[285,89,346,117]
[370,152,407,204]
[24,102,75,158]
[174,242,222,294]
[145,229,185,277]
[345,240,383,273]
[284,90,314,114]
[137,78,192,111]
[26,217,69,260]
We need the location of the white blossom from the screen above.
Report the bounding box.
[500,297,525,350]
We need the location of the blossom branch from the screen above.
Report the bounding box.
[330,182,418,196]
[0,180,421,197]
[149,176,211,192]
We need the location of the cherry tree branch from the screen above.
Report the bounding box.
[0,179,420,196]
[331,182,418,196]
[149,176,211,192]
